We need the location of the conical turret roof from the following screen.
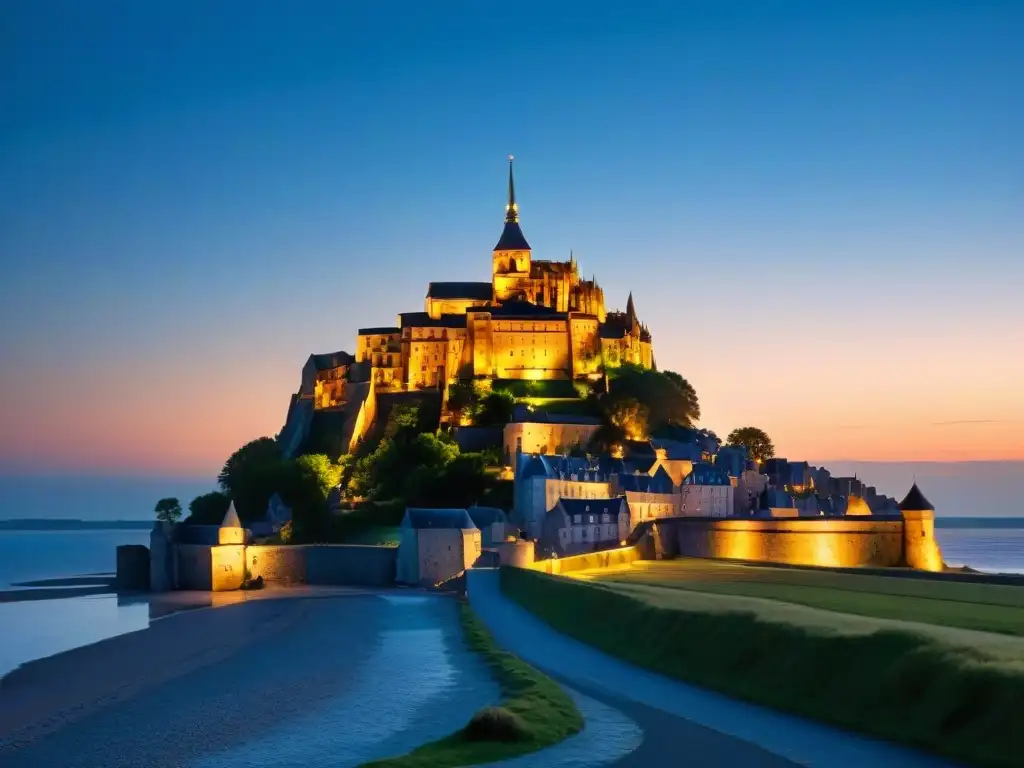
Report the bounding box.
[221,501,242,528]
[898,483,933,511]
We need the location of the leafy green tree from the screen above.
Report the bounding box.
[280,453,343,542]
[474,390,515,427]
[218,437,285,522]
[607,365,700,430]
[384,404,421,439]
[446,380,481,424]
[604,395,649,441]
[154,497,182,524]
[184,491,231,525]
[726,426,775,463]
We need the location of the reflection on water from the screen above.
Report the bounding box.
[0,594,150,677]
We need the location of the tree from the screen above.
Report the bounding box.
[726,426,776,463]
[446,380,481,424]
[184,491,231,525]
[606,365,699,431]
[218,437,285,522]
[154,497,182,524]
[279,453,344,543]
[605,395,649,441]
[474,390,515,427]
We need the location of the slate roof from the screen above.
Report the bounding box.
[650,438,703,461]
[467,506,508,528]
[427,282,493,301]
[484,300,565,318]
[402,508,477,529]
[683,462,732,486]
[898,483,934,511]
[398,312,468,329]
[358,326,400,335]
[494,220,531,252]
[519,454,605,480]
[599,324,626,340]
[617,466,674,494]
[310,351,354,371]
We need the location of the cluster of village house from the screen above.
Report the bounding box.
[500,411,900,557]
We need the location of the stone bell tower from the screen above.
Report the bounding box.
[492,155,533,303]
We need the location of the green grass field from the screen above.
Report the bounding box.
[502,565,1024,768]
[361,603,582,768]
[575,559,1024,636]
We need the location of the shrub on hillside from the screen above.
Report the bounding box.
[462,706,528,743]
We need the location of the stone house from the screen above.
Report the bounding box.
[539,497,630,557]
[396,508,482,586]
[679,462,735,518]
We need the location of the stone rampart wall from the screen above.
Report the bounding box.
[306,544,397,586]
[247,545,307,583]
[245,544,397,587]
[527,545,640,575]
[654,516,907,569]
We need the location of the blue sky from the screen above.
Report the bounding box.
[0,1,1022,479]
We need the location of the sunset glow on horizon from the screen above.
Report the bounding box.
[1,2,1022,477]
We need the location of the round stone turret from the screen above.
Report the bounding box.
[899,483,943,572]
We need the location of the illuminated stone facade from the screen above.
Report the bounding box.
[357,158,654,393]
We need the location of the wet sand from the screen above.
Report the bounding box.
[0,591,500,768]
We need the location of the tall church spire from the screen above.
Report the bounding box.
[494,154,531,252]
[505,154,519,223]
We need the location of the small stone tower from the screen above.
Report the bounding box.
[899,483,944,572]
[219,501,245,545]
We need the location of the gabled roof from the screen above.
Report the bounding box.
[683,462,731,486]
[310,351,354,371]
[898,483,934,511]
[402,508,477,529]
[618,466,674,494]
[427,282,493,301]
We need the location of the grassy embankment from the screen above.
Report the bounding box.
[578,559,1024,636]
[501,564,1024,768]
[362,603,583,768]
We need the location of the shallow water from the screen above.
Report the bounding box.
[0,593,149,677]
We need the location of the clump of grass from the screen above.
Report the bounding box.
[501,566,1024,768]
[361,604,583,767]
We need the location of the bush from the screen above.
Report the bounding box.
[462,707,528,743]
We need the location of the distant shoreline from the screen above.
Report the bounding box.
[0,519,152,531]
[1,516,1023,531]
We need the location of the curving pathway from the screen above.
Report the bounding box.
[467,568,960,768]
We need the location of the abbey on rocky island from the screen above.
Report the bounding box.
[354,156,654,394]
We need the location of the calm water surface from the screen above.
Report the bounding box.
[0,527,1020,678]
[0,529,150,588]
